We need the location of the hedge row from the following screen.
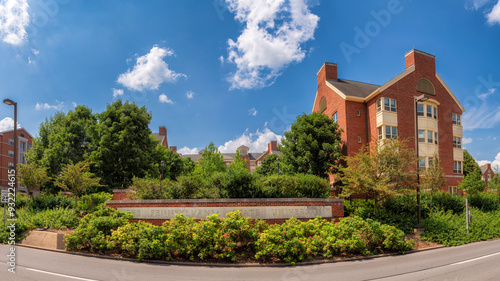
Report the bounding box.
[64,206,414,264]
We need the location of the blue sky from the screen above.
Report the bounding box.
[0,0,499,168]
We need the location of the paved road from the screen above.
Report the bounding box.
[1,239,500,281]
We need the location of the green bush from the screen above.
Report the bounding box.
[27,194,74,211]
[422,208,500,246]
[426,192,465,214]
[343,199,374,217]
[256,174,330,199]
[168,175,203,199]
[219,169,259,198]
[77,192,113,215]
[65,206,133,252]
[129,177,167,199]
[469,192,500,212]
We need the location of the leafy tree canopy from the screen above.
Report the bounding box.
[194,142,226,176]
[280,112,342,178]
[255,154,280,176]
[17,163,51,197]
[459,170,486,195]
[463,150,481,177]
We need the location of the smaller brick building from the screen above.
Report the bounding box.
[481,163,496,189]
[181,141,282,173]
[0,128,33,193]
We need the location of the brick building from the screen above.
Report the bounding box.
[312,49,464,194]
[481,163,496,189]
[181,141,282,173]
[0,128,33,192]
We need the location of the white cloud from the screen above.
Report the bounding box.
[178,146,199,155]
[478,88,496,101]
[477,152,500,170]
[225,0,319,90]
[158,94,173,104]
[463,101,500,130]
[467,0,491,10]
[219,56,225,64]
[72,102,77,107]
[248,107,258,116]
[117,46,186,91]
[0,117,21,132]
[218,126,283,153]
[186,91,195,99]
[32,48,39,55]
[487,0,500,24]
[0,0,29,46]
[35,101,64,111]
[463,137,473,144]
[112,88,124,98]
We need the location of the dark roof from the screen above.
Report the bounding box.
[153,133,165,143]
[327,79,380,98]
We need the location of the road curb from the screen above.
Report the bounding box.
[16,243,446,268]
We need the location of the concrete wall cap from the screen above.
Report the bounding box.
[106,198,344,204]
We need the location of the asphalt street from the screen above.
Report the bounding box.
[1,239,500,281]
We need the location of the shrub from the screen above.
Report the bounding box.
[219,169,259,198]
[20,207,79,230]
[78,192,113,215]
[27,194,74,211]
[469,192,500,212]
[426,191,465,214]
[65,206,133,252]
[257,174,330,199]
[168,175,203,199]
[129,177,166,200]
[344,199,374,217]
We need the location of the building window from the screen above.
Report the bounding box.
[258,161,262,165]
[319,97,327,113]
[357,136,362,143]
[453,137,462,148]
[418,130,425,142]
[332,112,338,123]
[9,138,14,145]
[427,131,433,143]
[434,132,438,144]
[377,98,397,112]
[225,163,230,167]
[417,104,424,116]
[8,162,14,169]
[452,113,461,125]
[419,158,426,168]
[454,161,463,174]
[378,127,383,140]
[433,107,437,119]
[428,157,434,167]
[8,150,14,158]
[448,186,457,195]
[356,110,361,116]
[385,126,397,139]
[426,105,432,118]
[250,162,256,167]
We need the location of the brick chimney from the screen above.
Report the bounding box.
[170,146,177,153]
[268,141,278,153]
[159,126,168,148]
[317,62,338,86]
[405,49,435,72]
[486,163,491,169]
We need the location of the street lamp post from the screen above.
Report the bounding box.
[276,157,280,176]
[415,94,429,234]
[3,99,17,197]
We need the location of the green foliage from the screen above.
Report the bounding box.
[220,168,259,198]
[91,100,157,189]
[339,139,418,209]
[17,163,51,196]
[230,151,247,171]
[463,150,481,177]
[427,192,465,214]
[420,154,445,196]
[26,106,98,193]
[422,208,500,246]
[459,171,486,195]
[255,216,413,264]
[255,154,280,176]
[194,142,226,176]
[64,206,133,252]
[256,174,331,198]
[27,194,74,211]
[280,112,343,178]
[77,192,113,215]
[129,177,166,199]
[0,208,79,244]
[150,141,186,180]
[343,199,374,217]
[489,173,500,194]
[469,192,500,212]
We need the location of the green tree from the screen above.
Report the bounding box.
[194,142,226,176]
[280,112,342,178]
[150,140,185,180]
[90,100,157,188]
[255,154,280,176]
[55,161,103,213]
[459,170,486,195]
[421,154,445,209]
[338,138,418,210]
[26,106,98,192]
[17,163,51,197]
[489,173,500,194]
[229,151,247,171]
[463,150,481,177]
[182,157,196,175]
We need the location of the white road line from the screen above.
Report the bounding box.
[450,252,500,266]
[25,268,100,281]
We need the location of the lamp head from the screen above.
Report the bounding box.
[415,94,430,102]
[161,160,165,167]
[276,157,280,164]
[3,98,16,106]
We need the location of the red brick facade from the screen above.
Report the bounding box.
[313,49,465,194]
[0,128,33,189]
[481,163,496,189]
